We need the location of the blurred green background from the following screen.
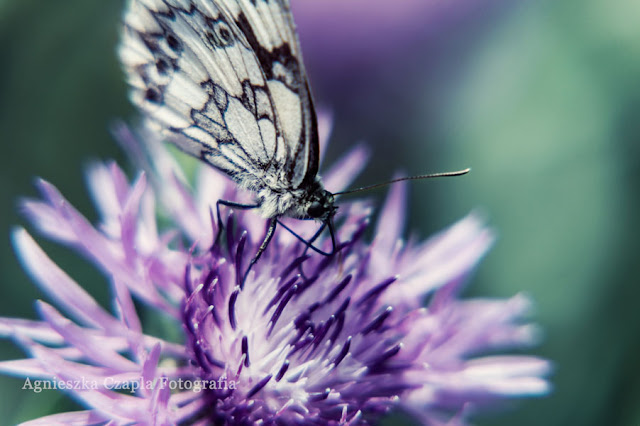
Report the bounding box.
[1,0,639,424]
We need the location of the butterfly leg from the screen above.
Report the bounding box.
[240,218,277,288]
[299,222,330,280]
[214,199,260,248]
[276,220,336,256]
[214,200,278,288]
[276,219,340,280]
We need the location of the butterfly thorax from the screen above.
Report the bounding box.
[256,177,335,221]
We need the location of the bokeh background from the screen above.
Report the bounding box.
[1,0,639,424]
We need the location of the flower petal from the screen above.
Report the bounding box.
[12,229,123,329]
[20,410,108,426]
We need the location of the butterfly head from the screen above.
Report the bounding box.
[304,188,337,222]
[256,179,336,222]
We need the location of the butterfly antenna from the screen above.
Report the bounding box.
[333,168,471,196]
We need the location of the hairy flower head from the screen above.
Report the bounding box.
[0,118,549,424]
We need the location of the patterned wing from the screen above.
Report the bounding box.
[219,0,319,186]
[119,0,319,191]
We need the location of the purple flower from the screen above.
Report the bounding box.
[1,116,549,424]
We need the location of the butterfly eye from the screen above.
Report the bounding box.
[307,201,325,218]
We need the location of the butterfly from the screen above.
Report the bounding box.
[119,0,469,286]
[119,0,337,286]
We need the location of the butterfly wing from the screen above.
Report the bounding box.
[119,0,319,192]
[222,0,319,185]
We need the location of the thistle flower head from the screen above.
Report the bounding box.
[1,118,549,425]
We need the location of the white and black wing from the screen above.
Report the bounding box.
[119,0,319,191]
